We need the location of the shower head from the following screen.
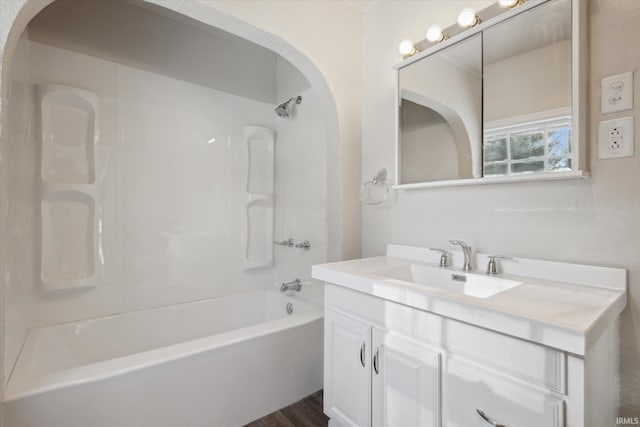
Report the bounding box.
[275,95,302,118]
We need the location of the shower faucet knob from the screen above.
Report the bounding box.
[274,238,294,247]
[295,240,311,250]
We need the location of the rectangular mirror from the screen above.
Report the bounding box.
[483,0,572,177]
[398,34,482,185]
[394,0,586,189]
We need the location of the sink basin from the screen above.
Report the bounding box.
[374,264,522,298]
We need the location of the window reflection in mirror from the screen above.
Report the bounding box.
[483,0,572,177]
[398,33,482,185]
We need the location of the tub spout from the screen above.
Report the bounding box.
[281,279,302,292]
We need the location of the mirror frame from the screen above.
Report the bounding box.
[393,0,587,189]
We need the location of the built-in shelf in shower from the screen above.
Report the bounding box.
[41,192,99,291]
[39,84,98,185]
[246,199,273,263]
[38,83,104,293]
[242,126,275,270]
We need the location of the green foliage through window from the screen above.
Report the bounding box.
[484,117,571,177]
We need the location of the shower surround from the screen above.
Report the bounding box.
[17,39,285,324]
[4,7,329,420]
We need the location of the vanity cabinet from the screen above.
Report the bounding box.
[324,309,441,427]
[315,245,625,427]
[323,284,602,427]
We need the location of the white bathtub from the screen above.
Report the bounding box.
[4,290,324,427]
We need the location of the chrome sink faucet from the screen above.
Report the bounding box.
[449,240,473,272]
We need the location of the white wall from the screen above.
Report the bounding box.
[3,30,33,388]
[362,0,640,415]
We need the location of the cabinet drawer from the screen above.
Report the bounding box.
[445,320,566,393]
[444,357,564,427]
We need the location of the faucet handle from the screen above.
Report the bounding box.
[486,255,514,275]
[274,238,295,247]
[295,240,311,250]
[280,278,302,292]
[429,248,449,267]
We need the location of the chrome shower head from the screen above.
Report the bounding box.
[275,104,289,118]
[275,95,302,118]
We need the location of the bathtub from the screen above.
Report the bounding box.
[4,290,324,427]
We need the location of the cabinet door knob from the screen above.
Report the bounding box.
[373,347,380,375]
[476,409,508,427]
[360,341,366,368]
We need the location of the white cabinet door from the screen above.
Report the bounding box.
[371,329,442,427]
[324,309,372,427]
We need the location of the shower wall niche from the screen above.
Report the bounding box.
[40,84,97,185]
[38,84,104,292]
[243,126,275,270]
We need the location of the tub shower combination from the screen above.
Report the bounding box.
[5,291,323,426]
[5,86,321,425]
[3,1,329,425]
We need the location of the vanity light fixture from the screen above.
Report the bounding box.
[397,0,525,57]
[398,39,417,56]
[498,0,522,8]
[426,25,446,43]
[457,8,480,28]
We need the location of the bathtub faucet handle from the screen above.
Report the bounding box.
[274,238,295,247]
[280,279,302,292]
[295,240,311,250]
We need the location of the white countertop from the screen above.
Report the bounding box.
[312,245,627,356]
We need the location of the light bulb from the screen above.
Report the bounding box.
[398,40,417,56]
[426,25,445,43]
[498,0,520,8]
[458,8,479,28]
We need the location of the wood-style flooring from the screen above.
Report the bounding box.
[243,390,328,427]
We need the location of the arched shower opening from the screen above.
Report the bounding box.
[0,1,342,425]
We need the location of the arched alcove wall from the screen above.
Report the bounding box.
[0,0,363,405]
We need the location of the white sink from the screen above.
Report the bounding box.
[374,263,522,298]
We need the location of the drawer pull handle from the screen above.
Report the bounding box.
[373,347,380,375]
[360,341,366,368]
[476,409,508,427]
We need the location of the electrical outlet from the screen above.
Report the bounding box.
[609,126,623,150]
[598,116,634,159]
[601,72,634,114]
